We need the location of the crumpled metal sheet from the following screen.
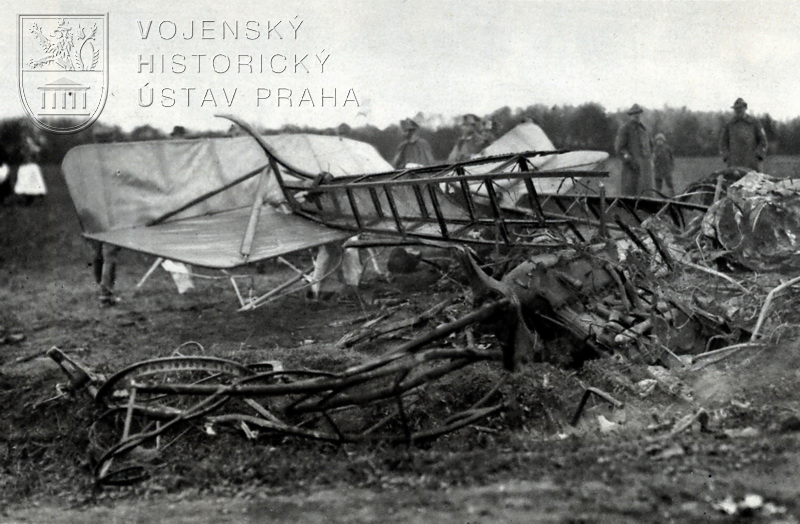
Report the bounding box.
[702,171,800,271]
[684,167,751,206]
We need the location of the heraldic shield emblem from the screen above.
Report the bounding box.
[18,14,108,134]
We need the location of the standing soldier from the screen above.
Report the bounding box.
[387,117,437,277]
[91,127,121,306]
[614,104,654,195]
[719,98,768,172]
[652,133,676,196]
[392,118,434,169]
[448,114,491,163]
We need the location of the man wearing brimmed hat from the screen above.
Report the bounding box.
[614,103,654,195]
[392,117,434,169]
[719,98,768,172]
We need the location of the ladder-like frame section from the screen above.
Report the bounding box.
[218,114,708,249]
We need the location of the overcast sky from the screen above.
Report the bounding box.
[3,0,798,133]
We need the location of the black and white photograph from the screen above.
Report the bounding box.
[2,0,799,521]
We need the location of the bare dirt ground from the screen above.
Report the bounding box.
[2,162,800,523]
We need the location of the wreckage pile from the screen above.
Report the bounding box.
[46,169,800,486]
[48,329,510,485]
[702,170,800,272]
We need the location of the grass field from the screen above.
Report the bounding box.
[601,155,800,195]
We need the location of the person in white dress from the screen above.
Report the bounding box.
[14,159,47,205]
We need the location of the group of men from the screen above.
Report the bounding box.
[392,113,494,169]
[395,99,769,198]
[615,98,768,196]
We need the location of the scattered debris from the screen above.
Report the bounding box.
[662,409,709,439]
[723,427,760,439]
[635,379,658,398]
[570,387,624,426]
[46,302,511,485]
[751,275,800,341]
[0,326,26,345]
[690,342,766,370]
[647,443,685,461]
[596,415,622,434]
[336,299,452,349]
[713,493,787,517]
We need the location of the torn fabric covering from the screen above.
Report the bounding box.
[471,123,609,204]
[481,122,558,155]
[311,243,363,297]
[161,260,195,294]
[61,134,391,268]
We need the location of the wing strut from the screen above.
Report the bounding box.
[239,166,269,260]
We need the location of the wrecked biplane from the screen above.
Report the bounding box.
[61,115,706,310]
[51,116,770,487]
[60,115,603,305]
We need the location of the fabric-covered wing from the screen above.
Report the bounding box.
[61,135,392,234]
[61,133,392,268]
[86,206,351,269]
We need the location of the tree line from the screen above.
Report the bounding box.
[3,102,800,166]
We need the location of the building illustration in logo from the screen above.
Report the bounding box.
[38,78,91,116]
[18,15,108,134]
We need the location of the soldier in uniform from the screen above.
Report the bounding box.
[392,118,434,169]
[614,104,654,195]
[448,114,491,163]
[719,98,768,172]
[91,127,121,305]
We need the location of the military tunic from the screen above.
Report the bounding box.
[393,137,434,168]
[614,120,654,195]
[719,115,768,172]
